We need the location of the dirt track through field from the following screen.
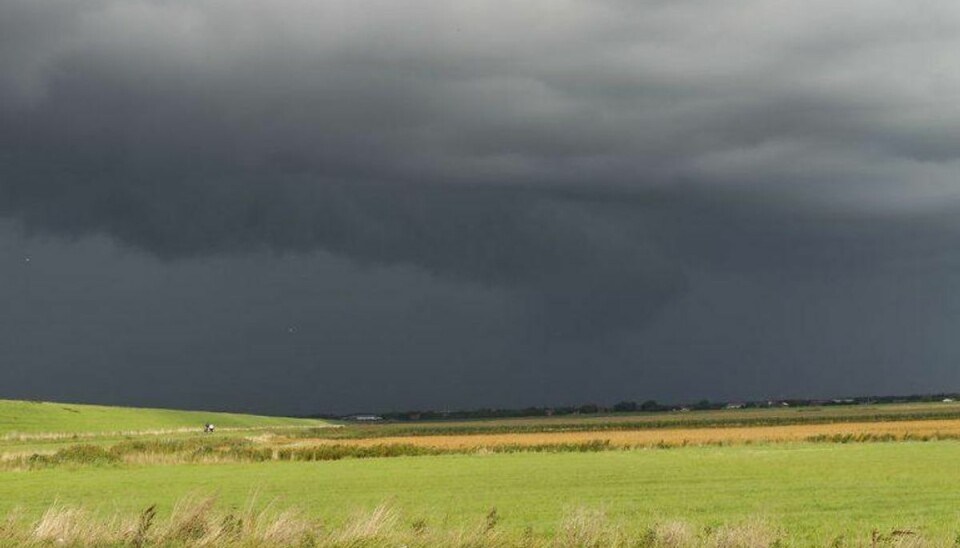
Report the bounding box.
[283,419,960,449]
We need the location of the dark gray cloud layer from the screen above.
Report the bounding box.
[2,0,960,412]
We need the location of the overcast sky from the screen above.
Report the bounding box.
[2,0,960,414]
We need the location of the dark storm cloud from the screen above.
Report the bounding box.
[2,0,960,338]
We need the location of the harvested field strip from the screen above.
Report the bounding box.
[285,419,960,449]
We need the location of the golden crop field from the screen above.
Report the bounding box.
[281,419,960,449]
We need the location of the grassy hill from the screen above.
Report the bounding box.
[0,399,328,436]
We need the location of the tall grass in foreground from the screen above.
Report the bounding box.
[0,497,944,547]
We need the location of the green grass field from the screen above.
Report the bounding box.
[4,399,960,545]
[0,399,328,436]
[2,443,960,544]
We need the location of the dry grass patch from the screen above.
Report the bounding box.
[651,521,697,547]
[2,499,956,547]
[281,419,960,451]
[710,518,781,548]
[0,498,785,547]
[553,507,626,548]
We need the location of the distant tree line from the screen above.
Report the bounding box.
[307,392,960,421]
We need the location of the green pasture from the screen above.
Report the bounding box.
[2,442,960,544]
[0,399,327,436]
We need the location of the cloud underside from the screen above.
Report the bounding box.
[3,0,960,333]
